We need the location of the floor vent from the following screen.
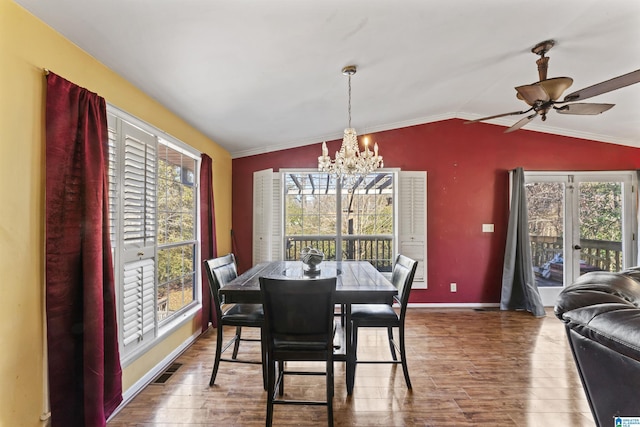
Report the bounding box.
[152,362,183,384]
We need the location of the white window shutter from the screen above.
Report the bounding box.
[253,169,274,264]
[122,259,156,347]
[116,120,158,356]
[399,171,427,288]
[271,173,282,260]
[121,122,157,250]
[107,113,119,257]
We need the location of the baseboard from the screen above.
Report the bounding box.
[407,302,500,309]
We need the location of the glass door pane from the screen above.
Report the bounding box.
[526,181,565,290]
[577,181,624,275]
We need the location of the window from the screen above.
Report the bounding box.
[107,106,201,362]
[253,169,427,287]
[156,143,197,322]
[283,172,395,272]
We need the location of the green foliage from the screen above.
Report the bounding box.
[579,182,622,241]
[156,152,196,314]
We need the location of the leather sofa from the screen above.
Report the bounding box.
[554,268,640,427]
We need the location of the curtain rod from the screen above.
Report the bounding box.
[43,68,50,75]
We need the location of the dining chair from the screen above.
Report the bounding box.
[259,276,337,427]
[203,254,266,388]
[349,254,418,390]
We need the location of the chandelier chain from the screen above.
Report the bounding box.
[347,73,352,129]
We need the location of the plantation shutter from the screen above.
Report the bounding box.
[271,173,282,259]
[253,169,274,264]
[118,120,158,354]
[107,114,119,257]
[399,171,427,288]
[122,122,157,250]
[122,259,155,346]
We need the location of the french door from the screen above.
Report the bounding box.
[525,171,637,306]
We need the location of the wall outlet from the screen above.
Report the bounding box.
[450,282,457,292]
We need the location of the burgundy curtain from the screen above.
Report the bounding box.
[200,154,217,331]
[45,72,123,426]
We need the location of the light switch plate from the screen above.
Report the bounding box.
[482,224,494,233]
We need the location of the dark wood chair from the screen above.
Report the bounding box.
[204,254,266,388]
[259,276,337,427]
[349,254,418,390]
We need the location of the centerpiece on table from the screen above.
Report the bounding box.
[300,247,324,275]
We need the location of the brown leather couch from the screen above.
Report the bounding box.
[554,268,640,427]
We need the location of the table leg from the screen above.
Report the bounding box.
[345,303,355,395]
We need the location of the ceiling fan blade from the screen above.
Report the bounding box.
[515,84,550,105]
[464,109,530,124]
[563,69,640,102]
[504,114,536,133]
[555,103,615,115]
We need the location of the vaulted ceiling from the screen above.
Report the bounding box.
[16,0,640,158]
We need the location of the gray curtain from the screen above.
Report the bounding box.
[500,167,546,317]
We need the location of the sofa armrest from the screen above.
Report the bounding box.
[554,271,640,320]
[561,302,640,361]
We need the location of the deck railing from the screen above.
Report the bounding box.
[530,235,622,272]
[285,235,393,272]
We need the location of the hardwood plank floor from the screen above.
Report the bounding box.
[108,308,594,426]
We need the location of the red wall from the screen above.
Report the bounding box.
[232,118,640,304]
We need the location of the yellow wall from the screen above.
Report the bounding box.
[0,1,232,425]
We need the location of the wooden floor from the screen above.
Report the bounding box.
[108,308,594,426]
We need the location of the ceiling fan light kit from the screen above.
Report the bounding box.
[466,39,640,133]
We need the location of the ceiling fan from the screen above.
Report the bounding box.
[465,40,640,133]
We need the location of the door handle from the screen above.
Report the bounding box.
[573,245,581,250]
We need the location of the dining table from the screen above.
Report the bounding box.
[218,260,398,394]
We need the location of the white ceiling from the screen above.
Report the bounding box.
[16,0,640,158]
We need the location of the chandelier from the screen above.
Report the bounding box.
[318,65,383,180]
